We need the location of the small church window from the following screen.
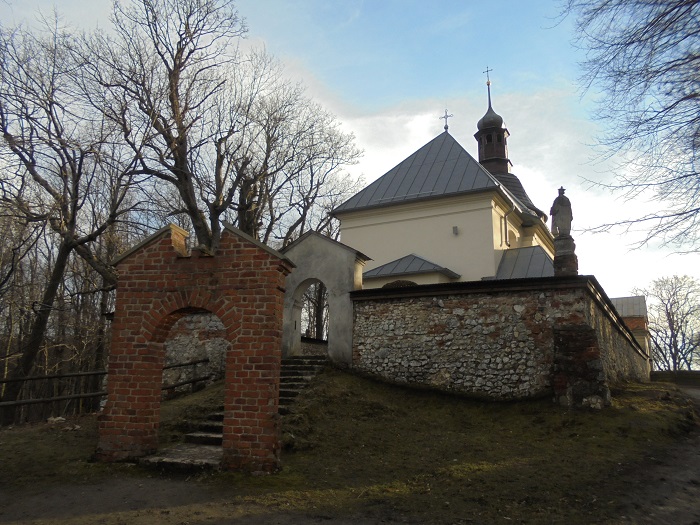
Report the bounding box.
[497,134,502,143]
[486,134,493,143]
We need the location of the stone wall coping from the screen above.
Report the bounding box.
[112,224,186,266]
[281,230,372,263]
[351,275,648,362]
[111,222,295,268]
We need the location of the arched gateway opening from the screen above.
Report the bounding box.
[96,224,293,473]
[290,278,330,357]
[281,232,369,364]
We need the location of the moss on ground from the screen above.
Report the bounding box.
[0,369,696,524]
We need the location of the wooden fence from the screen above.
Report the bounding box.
[0,358,211,425]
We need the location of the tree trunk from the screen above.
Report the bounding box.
[0,240,72,425]
[314,282,327,341]
[86,283,111,411]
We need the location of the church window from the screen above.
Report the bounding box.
[497,134,502,143]
[486,134,493,143]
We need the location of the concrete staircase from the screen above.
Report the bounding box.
[141,355,327,470]
[278,355,327,415]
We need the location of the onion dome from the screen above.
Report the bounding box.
[477,102,504,130]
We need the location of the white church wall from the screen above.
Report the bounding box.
[339,194,499,285]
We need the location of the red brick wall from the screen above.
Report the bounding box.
[96,225,292,473]
[622,316,647,331]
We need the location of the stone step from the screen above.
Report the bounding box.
[281,355,328,363]
[207,411,224,421]
[280,373,316,383]
[185,431,223,446]
[141,443,222,472]
[188,420,224,433]
[143,357,329,473]
[280,366,324,376]
[281,357,328,368]
[278,395,298,407]
[280,381,309,393]
[280,375,309,382]
[279,388,301,398]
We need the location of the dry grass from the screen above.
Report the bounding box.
[0,368,697,524]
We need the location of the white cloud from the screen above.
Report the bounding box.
[0,0,112,30]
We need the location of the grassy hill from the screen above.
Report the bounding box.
[1,367,697,524]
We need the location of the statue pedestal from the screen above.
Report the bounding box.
[553,235,578,276]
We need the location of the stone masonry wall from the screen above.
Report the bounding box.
[351,278,649,406]
[353,292,554,399]
[585,297,650,383]
[162,312,228,397]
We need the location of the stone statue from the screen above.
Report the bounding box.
[550,187,573,237]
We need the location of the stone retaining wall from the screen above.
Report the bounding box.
[351,276,649,407]
[162,312,228,397]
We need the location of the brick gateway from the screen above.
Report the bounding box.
[95,224,293,473]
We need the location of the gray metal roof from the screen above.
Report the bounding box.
[334,132,496,213]
[363,254,461,280]
[610,296,648,318]
[333,131,543,220]
[490,172,546,219]
[493,246,554,279]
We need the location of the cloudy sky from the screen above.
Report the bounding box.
[2,0,699,298]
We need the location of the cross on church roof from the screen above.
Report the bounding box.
[483,66,493,85]
[483,66,494,106]
[440,109,453,132]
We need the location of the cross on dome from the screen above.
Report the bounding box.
[483,66,494,106]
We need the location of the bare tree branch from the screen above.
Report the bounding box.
[562,0,700,250]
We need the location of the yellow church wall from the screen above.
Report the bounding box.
[338,193,500,285]
[519,226,555,259]
[490,193,555,260]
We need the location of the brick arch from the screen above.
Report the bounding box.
[96,223,293,473]
[146,296,242,346]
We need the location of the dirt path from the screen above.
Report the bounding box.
[0,478,383,525]
[3,428,700,525]
[611,387,700,524]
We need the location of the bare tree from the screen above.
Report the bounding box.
[0,209,42,304]
[80,0,360,250]
[562,0,700,249]
[0,21,135,421]
[636,275,700,371]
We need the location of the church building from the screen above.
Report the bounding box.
[333,82,555,288]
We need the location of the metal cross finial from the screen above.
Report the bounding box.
[440,109,453,132]
[483,66,494,106]
[483,66,493,86]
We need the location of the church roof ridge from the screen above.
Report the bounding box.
[332,132,542,222]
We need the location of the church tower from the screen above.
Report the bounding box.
[473,72,547,222]
[473,75,512,175]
